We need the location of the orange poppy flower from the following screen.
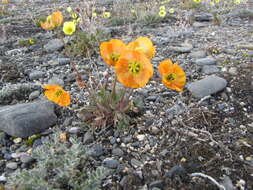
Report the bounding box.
[40,16,55,30]
[127,37,156,59]
[100,39,127,66]
[158,59,186,92]
[115,50,153,88]
[40,11,63,30]
[51,11,63,27]
[43,84,71,107]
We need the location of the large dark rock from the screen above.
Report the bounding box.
[0,100,57,138]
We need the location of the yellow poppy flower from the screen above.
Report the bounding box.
[100,39,127,66]
[193,0,201,3]
[70,12,78,19]
[92,12,97,18]
[234,0,240,5]
[67,7,72,13]
[103,12,111,18]
[115,50,154,88]
[159,10,167,17]
[63,21,76,35]
[159,5,166,11]
[43,84,71,107]
[168,8,175,14]
[127,37,156,59]
[158,59,186,92]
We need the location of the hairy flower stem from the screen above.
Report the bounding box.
[111,74,117,100]
[122,89,134,112]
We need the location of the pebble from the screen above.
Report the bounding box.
[53,58,71,65]
[110,137,116,144]
[151,126,160,135]
[83,131,94,144]
[112,148,124,157]
[0,176,6,182]
[149,180,164,189]
[29,90,40,100]
[29,70,45,80]
[32,139,43,149]
[68,127,81,134]
[122,136,132,144]
[131,158,142,168]
[103,158,119,169]
[169,45,193,53]
[87,144,104,157]
[202,65,219,74]
[6,162,18,170]
[164,165,186,178]
[136,134,145,141]
[189,50,207,58]
[195,13,213,22]
[194,57,216,65]
[44,39,64,52]
[228,67,238,75]
[48,77,64,86]
[13,137,22,144]
[187,75,227,98]
[20,154,35,164]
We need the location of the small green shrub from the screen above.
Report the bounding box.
[6,131,106,190]
[64,30,110,57]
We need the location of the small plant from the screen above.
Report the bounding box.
[18,38,36,46]
[0,0,9,16]
[43,36,186,130]
[64,30,110,57]
[6,131,106,189]
[140,14,163,25]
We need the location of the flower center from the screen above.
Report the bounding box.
[54,89,63,98]
[129,61,141,74]
[110,53,120,62]
[165,73,176,82]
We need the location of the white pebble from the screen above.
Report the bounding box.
[137,134,145,141]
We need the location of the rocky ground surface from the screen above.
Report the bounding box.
[0,0,253,189]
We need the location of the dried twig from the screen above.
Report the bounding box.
[190,172,226,190]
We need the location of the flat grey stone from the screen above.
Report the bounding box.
[112,148,124,157]
[192,22,209,27]
[189,50,206,58]
[44,39,64,52]
[0,100,57,138]
[29,90,40,100]
[83,131,94,144]
[87,144,104,157]
[56,58,71,65]
[0,176,6,182]
[131,158,142,168]
[20,154,35,164]
[68,127,81,134]
[48,77,64,86]
[194,57,216,65]
[195,13,213,22]
[103,158,119,169]
[29,70,45,80]
[202,65,219,74]
[169,45,193,53]
[6,162,18,170]
[187,75,227,98]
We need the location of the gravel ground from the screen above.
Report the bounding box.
[0,0,253,189]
